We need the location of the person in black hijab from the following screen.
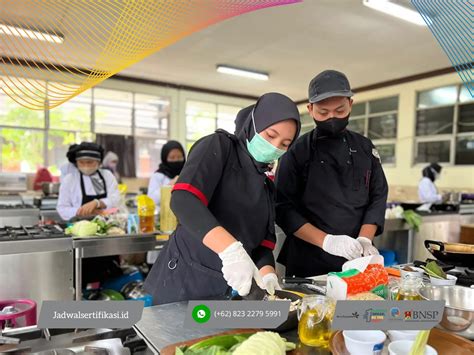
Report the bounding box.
[419,162,443,203]
[147,140,186,208]
[144,93,301,305]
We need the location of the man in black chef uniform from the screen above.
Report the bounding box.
[276,70,388,277]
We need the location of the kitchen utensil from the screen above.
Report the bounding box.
[298,295,335,348]
[342,330,385,354]
[231,289,301,332]
[282,276,326,294]
[419,285,474,335]
[241,279,267,301]
[388,340,437,355]
[429,274,457,286]
[400,266,424,279]
[41,182,60,196]
[424,240,474,268]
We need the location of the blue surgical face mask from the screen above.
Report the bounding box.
[246,110,286,163]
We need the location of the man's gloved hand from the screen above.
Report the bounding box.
[322,234,363,260]
[262,273,282,296]
[357,236,379,256]
[218,241,264,296]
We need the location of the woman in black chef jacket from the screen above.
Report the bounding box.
[144,93,301,305]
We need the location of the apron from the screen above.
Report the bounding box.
[79,170,120,285]
[279,130,371,277]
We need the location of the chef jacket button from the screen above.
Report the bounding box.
[347,160,351,164]
[320,160,324,164]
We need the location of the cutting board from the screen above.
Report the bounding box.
[330,328,474,355]
[161,329,260,355]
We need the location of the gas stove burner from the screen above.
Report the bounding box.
[0,224,66,241]
[0,203,36,209]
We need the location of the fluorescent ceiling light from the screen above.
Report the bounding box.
[217,65,269,81]
[0,24,64,44]
[363,0,427,26]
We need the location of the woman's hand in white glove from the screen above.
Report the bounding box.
[357,237,379,256]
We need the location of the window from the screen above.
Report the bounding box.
[0,77,171,176]
[94,88,133,135]
[415,84,474,165]
[135,138,167,178]
[349,96,399,165]
[185,101,242,148]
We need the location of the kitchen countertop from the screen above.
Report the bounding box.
[134,301,330,354]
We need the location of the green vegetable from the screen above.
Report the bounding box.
[402,210,422,232]
[409,330,430,355]
[175,332,295,355]
[65,220,98,237]
[421,261,446,279]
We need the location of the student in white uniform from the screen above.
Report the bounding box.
[146,140,185,264]
[418,163,443,204]
[57,142,121,221]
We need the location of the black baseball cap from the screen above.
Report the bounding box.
[308,70,354,103]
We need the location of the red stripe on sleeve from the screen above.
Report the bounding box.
[172,183,209,206]
[260,239,276,250]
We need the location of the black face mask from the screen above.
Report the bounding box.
[314,114,350,136]
[167,161,185,176]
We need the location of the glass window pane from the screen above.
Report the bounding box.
[455,135,474,165]
[459,85,473,103]
[49,100,91,131]
[368,114,397,139]
[94,88,133,108]
[458,103,474,133]
[135,138,167,177]
[217,105,240,133]
[375,144,396,164]
[1,77,47,110]
[47,131,93,175]
[186,101,216,117]
[418,86,457,108]
[94,106,132,135]
[416,141,450,163]
[369,97,398,114]
[0,128,44,172]
[348,118,365,135]
[0,92,45,128]
[186,115,215,141]
[351,102,366,116]
[416,107,454,136]
[135,94,170,138]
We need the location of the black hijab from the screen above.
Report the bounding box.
[422,162,442,182]
[157,140,186,179]
[234,92,301,148]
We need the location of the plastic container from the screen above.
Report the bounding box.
[160,185,177,233]
[429,274,457,286]
[137,195,155,233]
[388,340,437,355]
[342,330,386,354]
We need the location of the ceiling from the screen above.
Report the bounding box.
[1,0,450,102]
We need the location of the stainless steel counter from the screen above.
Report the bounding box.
[0,237,72,255]
[73,234,168,300]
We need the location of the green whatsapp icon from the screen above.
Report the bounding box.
[192,304,211,324]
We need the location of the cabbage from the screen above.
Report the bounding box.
[232,332,294,355]
[66,220,99,237]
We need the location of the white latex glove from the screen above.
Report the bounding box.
[218,241,264,296]
[262,273,282,296]
[357,237,379,256]
[322,234,363,260]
